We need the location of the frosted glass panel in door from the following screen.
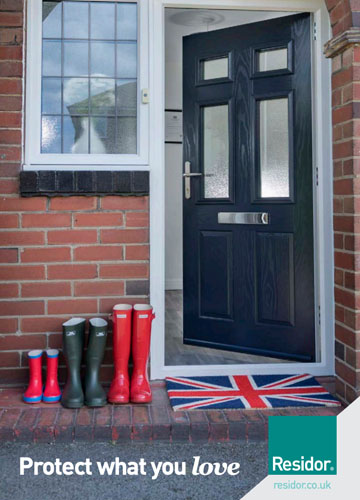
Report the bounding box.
[202,57,228,80]
[260,98,290,198]
[258,48,288,72]
[203,105,229,199]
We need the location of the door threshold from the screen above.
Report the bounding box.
[155,362,334,380]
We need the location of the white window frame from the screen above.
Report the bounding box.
[24,0,149,171]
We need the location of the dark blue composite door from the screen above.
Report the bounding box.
[183,14,315,361]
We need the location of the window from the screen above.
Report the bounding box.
[26,0,149,169]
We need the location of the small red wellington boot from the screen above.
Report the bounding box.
[107,304,132,404]
[43,349,61,403]
[23,350,43,404]
[130,305,155,404]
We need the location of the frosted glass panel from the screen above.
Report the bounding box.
[258,48,288,72]
[202,57,228,80]
[260,98,290,198]
[203,105,229,199]
[63,116,89,154]
[41,116,61,153]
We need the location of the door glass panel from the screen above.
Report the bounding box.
[257,48,288,72]
[203,105,229,199]
[259,98,290,198]
[201,57,228,80]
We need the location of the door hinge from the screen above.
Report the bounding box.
[318,305,321,326]
[313,22,318,41]
[316,166,319,186]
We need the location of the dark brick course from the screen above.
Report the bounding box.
[20,171,149,196]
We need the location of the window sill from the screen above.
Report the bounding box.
[20,171,149,197]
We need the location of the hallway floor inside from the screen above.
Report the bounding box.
[165,290,291,366]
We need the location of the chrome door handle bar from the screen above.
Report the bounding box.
[184,161,202,199]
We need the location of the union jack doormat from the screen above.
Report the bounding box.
[165,374,341,410]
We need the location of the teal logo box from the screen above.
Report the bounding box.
[268,416,337,475]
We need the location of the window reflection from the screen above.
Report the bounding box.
[41,1,138,154]
[42,2,62,38]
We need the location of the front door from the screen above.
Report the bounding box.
[183,14,315,362]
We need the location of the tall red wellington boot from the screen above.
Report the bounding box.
[23,350,43,404]
[130,305,155,404]
[43,349,61,403]
[107,304,132,404]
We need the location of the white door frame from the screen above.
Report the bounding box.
[149,0,334,379]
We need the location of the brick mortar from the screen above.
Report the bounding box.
[0,405,344,444]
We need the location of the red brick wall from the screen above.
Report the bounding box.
[0,0,149,385]
[325,0,360,404]
[2,0,360,402]
[331,45,360,403]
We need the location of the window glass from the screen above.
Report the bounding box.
[41,1,138,154]
[117,3,137,40]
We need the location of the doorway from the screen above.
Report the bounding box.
[165,8,309,366]
[150,0,334,380]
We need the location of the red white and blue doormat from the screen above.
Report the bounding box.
[165,374,341,410]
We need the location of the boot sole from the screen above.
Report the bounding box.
[23,395,42,404]
[61,401,84,409]
[85,401,107,407]
[43,395,61,403]
[108,398,129,404]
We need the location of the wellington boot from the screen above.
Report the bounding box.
[61,317,86,409]
[23,350,43,404]
[84,318,108,407]
[43,349,61,403]
[130,305,155,404]
[108,304,132,404]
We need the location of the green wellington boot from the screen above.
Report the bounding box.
[84,318,108,407]
[61,317,86,409]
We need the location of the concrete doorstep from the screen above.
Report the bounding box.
[0,380,343,444]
